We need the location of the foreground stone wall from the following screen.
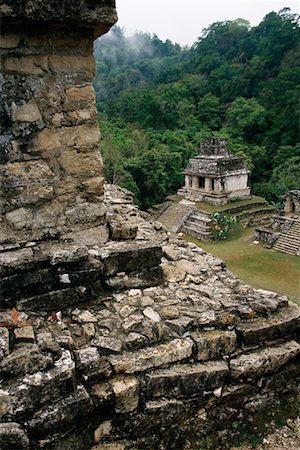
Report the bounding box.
[0,1,117,243]
[0,185,299,450]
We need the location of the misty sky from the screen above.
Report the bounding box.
[116,0,299,46]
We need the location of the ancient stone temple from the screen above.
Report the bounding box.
[0,3,300,450]
[0,0,117,244]
[178,137,251,205]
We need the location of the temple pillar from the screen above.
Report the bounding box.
[0,1,117,244]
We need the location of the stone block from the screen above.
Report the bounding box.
[110,375,139,413]
[0,248,34,276]
[42,243,88,265]
[94,420,113,443]
[65,202,106,225]
[5,350,75,418]
[0,344,53,379]
[165,317,194,335]
[65,85,96,106]
[89,381,114,409]
[109,220,138,240]
[144,360,228,398]
[64,226,109,246]
[0,33,20,48]
[27,385,93,436]
[14,326,35,342]
[49,55,95,75]
[82,176,105,195]
[34,128,62,151]
[2,160,54,188]
[93,336,123,354]
[191,330,237,361]
[230,340,300,379]
[14,102,42,122]
[0,423,29,449]
[98,241,163,277]
[60,150,102,178]
[74,347,100,374]
[0,328,9,361]
[235,303,300,345]
[4,56,48,74]
[16,286,90,311]
[109,338,194,374]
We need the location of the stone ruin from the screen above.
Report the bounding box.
[256,190,300,256]
[0,2,300,450]
[178,137,251,205]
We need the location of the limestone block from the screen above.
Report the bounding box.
[0,423,29,449]
[5,208,33,230]
[109,338,194,374]
[4,56,48,75]
[230,340,300,379]
[82,176,105,195]
[90,381,114,409]
[159,306,180,320]
[0,344,53,379]
[191,330,237,361]
[63,226,109,246]
[14,326,35,341]
[66,108,97,124]
[49,55,95,75]
[14,102,42,122]
[34,128,62,151]
[99,241,163,277]
[65,202,106,225]
[0,33,20,48]
[125,332,148,350]
[27,385,93,436]
[61,124,101,148]
[74,347,100,373]
[143,307,161,323]
[162,263,186,282]
[0,328,9,361]
[3,160,54,188]
[144,360,229,398]
[42,243,88,265]
[36,333,62,359]
[60,151,102,178]
[5,350,75,417]
[109,220,138,240]
[110,375,139,413]
[176,259,201,276]
[236,303,300,345]
[0,248,34,276]
[65,85,96,106]
[165,317,194,335]
[94,420,113,443]
[93,336,123,354]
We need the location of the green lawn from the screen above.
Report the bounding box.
[183,226,300,305]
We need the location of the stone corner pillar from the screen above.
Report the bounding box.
[0,1,117,244]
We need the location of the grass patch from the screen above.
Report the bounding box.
[184,226,300,304]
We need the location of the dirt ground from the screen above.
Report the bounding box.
[230,417,300,450]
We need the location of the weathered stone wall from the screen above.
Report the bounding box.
[0,1,117,243]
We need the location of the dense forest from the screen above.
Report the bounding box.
[93,8,300,210]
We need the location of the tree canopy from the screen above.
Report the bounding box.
[94,9,300,208]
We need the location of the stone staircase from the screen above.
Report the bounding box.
[181,210,212,241]
[156,203,191,233]
[273,218,300,256]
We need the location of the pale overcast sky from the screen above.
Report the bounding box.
[116,0,299,46]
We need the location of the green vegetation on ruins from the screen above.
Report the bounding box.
[94,9,300,210]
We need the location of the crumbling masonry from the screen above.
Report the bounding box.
[0,2,300,450]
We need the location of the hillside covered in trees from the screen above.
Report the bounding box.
[93,8,300,210]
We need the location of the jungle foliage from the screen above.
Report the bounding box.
[93,9,300,209]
